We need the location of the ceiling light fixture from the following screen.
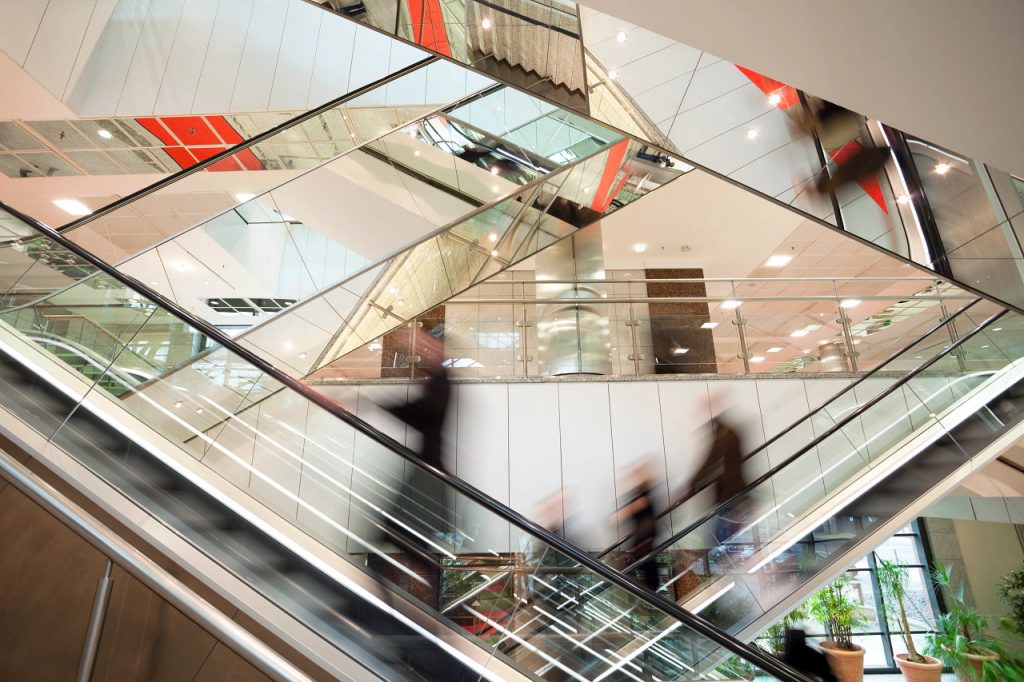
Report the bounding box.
[934,162,952,175]
[52,199,91,216]
[750,355,765,363]
[488,232,498,242]
[767,92,782,107]
[97,128,113,139]
[414,150,420,156]
[616,31,628,42]
[840,299,861,308]
[234,192,255,203]
[790,329,809,337]
[766,347,782,353]
[701,322,719,329]
[481,17,492,29]
[764,254,792,268]
[632,243,647,253]
[673,347,689,355]
[607,70,619,81]
[490,249,499,257]
[721,300,742,309]
[745,128,759,140]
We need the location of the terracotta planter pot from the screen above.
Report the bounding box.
[895,653,943,682]
[821,642,864,682]
[958,648,999,682]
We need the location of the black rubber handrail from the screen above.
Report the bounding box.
[624,306,1009,572]
[598,296,983,558]
[54,56,437,234]
[0,200,812,682]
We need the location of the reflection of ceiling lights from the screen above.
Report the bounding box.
[790,329,809,337]
[701,322,718,329]
[750,356,765,362]
[488,232,498,242]
[97,128,113,139]
[491,185,499,192]
[481,17,492,29]
[767,92,782,107]
[764,254,792,267]
[745,128,759,140]
[53,198,91,216]
[234,192,255,203]
[490,249,498,257]
[840,299,861,308]
[721,300,742,309]
[766,347,782,353]
[608,70,619,81]
[616,31,628,42]
[368,341,382,352]
[673,347,689,355]
[896,194,911,204]
[934,162,952,175]
[632,243,647,253]
[490,166,499,175]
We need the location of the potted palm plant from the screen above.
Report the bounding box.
[874,555,943,681]
[924,563,998,682]
[759,603,808,657]
[808,575,866,682]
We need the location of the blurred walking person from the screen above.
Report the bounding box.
[782,629,837,682]
[619,460,660,590]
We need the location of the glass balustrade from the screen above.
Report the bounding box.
[0,208,803,682]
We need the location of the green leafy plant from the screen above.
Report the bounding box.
[998,561,1024,638]
[758,603,808,657]
[875,554,930,664]
[808,574,865,651]
[924,562,997,679]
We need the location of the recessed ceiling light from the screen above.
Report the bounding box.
[993,327,1003,332]
[616,31,628,42]
[673,347,689,355]
[805,324,822,331]
[767,92,782,107]
[234,192,255,203]
[745,128,759,140]
[608,70,619,81]
[97,128,113,140]
[195,407,204,414]
[840,299,861,308]
[283,341,293,350]
[764,254,792,268]
[934,162,952,175]
[790,329,809,337]
[299,352,307,359]
[491,185,499,192]
[632,243,647,253]
[203,281,210,286]
[721,300,742,309]
[488,232,498,242]
[174,401,182,409]
[490,250,499,257]
[802,348,811,353]
[766,347,782,353]
[750,356,766,362]
[481,17,492,29]
[150,280,159,286]
[414,150,420,156]
[368,342,383,351]
[397,298,405,305]
[52,199,91,216]
[700,322,719,329]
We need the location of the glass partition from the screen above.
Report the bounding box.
[0,211,801,682]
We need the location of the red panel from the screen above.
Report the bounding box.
[735,65,799,109]
[234,148,264,171]
[590,140,630,212]
[161,115,220,145]
[191,146,243,172]
[207,115,244,144]
[829,141,889,214]
[135,117,177,145]
[406,0,452,56]
[163,146,198,169]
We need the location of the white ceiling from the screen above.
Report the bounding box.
[577,0,1024,177]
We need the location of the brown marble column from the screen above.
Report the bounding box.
[645,268,716,374]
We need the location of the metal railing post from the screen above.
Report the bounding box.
[937,281,968,372]
[77,560,114,682]
[834,281,859,372]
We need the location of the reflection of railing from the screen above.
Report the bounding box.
[322,276,976,380]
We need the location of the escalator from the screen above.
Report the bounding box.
[597,298,1024,642]
[0,206,808,680]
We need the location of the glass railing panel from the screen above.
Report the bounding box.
[650,313,1020,631]
[0,236,803,681]
[61,59,497,266]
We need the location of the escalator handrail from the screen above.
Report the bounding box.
[53,55,438,235]
[0,449,314,682]
[598,296,983,558]
[624,306,1010,572]
[0,200,814,682]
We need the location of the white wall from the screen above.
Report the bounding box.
[578,0,1024,177]
[0,0,429,116]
